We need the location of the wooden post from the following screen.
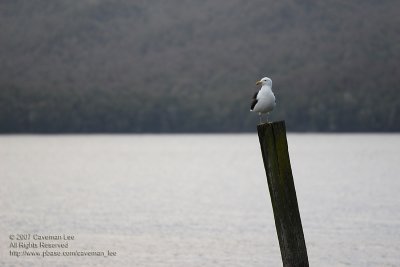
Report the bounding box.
[257,121,309,267]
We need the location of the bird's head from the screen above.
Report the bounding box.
[256,77,272,87]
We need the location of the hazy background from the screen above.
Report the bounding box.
[1,0,399,133]
[2,134,400,266]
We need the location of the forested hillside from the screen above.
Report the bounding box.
[1,0,399,132]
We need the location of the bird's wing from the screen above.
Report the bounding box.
[250,99,258,110]
[250,91,259,110]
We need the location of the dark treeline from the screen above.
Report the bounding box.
[0,0,399,133]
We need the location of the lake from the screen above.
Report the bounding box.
[1,134,399,266]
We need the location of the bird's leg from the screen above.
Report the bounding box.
[265,113,269,123]
[259,113,262,124]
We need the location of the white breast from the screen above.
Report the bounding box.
[253,86,276,114]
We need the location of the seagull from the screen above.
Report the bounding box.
[250,77,276,123]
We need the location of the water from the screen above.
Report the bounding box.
[0,134,399,266]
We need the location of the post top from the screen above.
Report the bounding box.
[257,120,286,130]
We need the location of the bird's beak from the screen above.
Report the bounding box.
[256,80,262,85]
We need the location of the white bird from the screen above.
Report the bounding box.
[250,77,276,123]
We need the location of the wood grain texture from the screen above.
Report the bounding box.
[257,121,309,267]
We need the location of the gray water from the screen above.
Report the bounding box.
[0,134,399,267]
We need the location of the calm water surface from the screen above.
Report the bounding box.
[0,134,399,266]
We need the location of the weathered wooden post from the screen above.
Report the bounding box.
[257,121,309,267]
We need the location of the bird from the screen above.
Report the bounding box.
[250,77,276,123]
